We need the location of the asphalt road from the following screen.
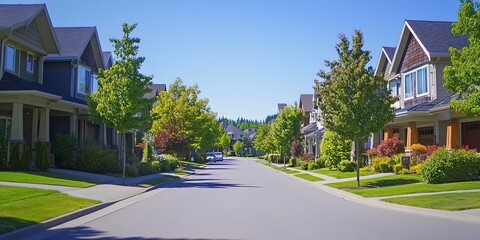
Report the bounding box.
[39,157,480,240]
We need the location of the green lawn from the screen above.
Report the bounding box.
[383,192,480,211]
[283,169,300,174]
[0,185,100,234]
[174,170,189,176]
[179,161,207,168]
[0,171,102,188]
[294,173,324,182]
[310,168,376,179]
[326,174,480,198]
[136,175,180,188]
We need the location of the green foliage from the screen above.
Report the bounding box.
[272,105,303,158]
[337,160,356,172]
[298,160,308,170]
[371,156,394,173]
[316,157,326,168]
[268,154,279,163]
[142,142,153,162]
[72,143,118,174]
[290,139,303,158]
[0,140,8,170]
[307,161,320,170]
[444,0,480,116]
[20,145,30,171]
[420,148,480,184]
[288,157,297,167]
[233,140,243,156]
[320,130,352,169]
[35,142,50,171]
[125,163,139,177]
[253,124,275,154]
[52,134,75,165]
[393,164,403,174]
[9,144,22,171]
[219,133,231,150]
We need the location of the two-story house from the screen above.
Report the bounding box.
[374,20,478,150]
[300,91,324,157]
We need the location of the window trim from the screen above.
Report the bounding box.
[26,52,34,73]
[77,65,91,95]
[4,45,16,72]
[404,72,414,100]
[416,66,428,97]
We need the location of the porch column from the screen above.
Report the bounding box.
[70,111,78,144]
[406,121,419,149]
[446,119,460,150]
[10,103,24,141]
[38,107,50,142]
[383,127,393,140]
[31,108,39,144]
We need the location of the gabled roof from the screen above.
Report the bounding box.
[221,122,229,129]
[102,51,113,69]
[277,103,286,112]
[47,27,104,69]
[144,83,166,100]
[301,122,318,135]
[226,124,243,135]
[390,20,469,74]
[375,46,396,76]
[0,4,59,54]
[299,94,313,112]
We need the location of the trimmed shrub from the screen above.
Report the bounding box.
[20,144,30,171]
[320,130,352,169]
[409,143,427,154]
[393,163,403,174]
[73,143,118,174]
[377,138,405,157]
[371,156,393,173]
[410,163,423,174]
[288,157,297,167]
[360,166,372,172]
[420,148,480,183]
[226,151,236,156]
[138,161,155,175]
[125,163,139,177]
[316,157,326,168]
[53,134,75,166]
[337,160,356,172]
[301,153,315,162]
[298,160,308,170]
[142,142,153,162]
[9,143,21,170]
[398,168,411,175]
[307,161,320,170]
[35,141,50,171]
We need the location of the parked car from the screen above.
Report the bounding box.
[206,152,216,162]
[214,152,223,161]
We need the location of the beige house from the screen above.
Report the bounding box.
[373,20,478,150]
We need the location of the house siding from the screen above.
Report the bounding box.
[434,61,454,102]
[80,41,98,73]
[12,21,44,52]
[19,51,39,82]
[384,62,395,80]
[399,35,429,73]
[43,61,72,96]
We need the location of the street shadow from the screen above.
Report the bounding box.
[0,217,36,235]
[149,179,261,190]
[201,167,233,170]
[44,226,240,240]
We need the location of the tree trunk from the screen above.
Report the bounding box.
[355,139,360,187]
[122,132,126,185]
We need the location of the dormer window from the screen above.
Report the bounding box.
[4,45,15,72]
[26,53,34,73]
[77,65,90,95]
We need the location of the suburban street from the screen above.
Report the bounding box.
[24,157,480,240]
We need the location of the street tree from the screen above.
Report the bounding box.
[218,131,231,152]
[272,105,303,169]
[315,30,396,186]
[233,140,243,156]
[88,23,153,183]
[444,0,480,116]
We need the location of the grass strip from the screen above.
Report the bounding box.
[0,171,100,188]
[136,175,180,188]
[179,161,207,168]
[382,192,480,211]
[283,169,300,174]
[294,173,324,182]
[0,185,100,234]
[310,168,376,179]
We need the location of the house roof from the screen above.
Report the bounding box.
[47,27,104,69]
[0,4,59,54]
[226,124,244,135]
[221,122,229,129]
[374,46,396,76]
[102,51,113,68]
[0,72,86,105]
[299,94,313,112]
[301,122,318,135]
[144,83,166,100]
[383,47,396,62]
[277,103,286,112]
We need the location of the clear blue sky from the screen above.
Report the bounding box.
[5,0,460,121]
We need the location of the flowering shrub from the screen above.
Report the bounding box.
[426,145,439,155]
[376,138,405,157]
[409,144,427,154]
[366,148,377,157]
[301,153,315,162]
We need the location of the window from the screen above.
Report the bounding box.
[404,73,413,99]
[77,65,90,94]
[4,45,15,72]
[91,74,98,92]
[416,67,428,95]
[26,53,34,73]
[389,80,400,97]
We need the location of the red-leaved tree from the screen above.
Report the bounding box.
[154,122,187,156]
[376,138,405,157]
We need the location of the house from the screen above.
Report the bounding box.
[0,4,62,154]
[277,103,286,113]
[222,123,243,144]
[300,91,324,157]
[373,20,476,150]
[299,94,313,126]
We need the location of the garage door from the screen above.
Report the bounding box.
[418,127,435,146]
[462,121,480,150]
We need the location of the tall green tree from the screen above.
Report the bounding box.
[444,0,480,116]
[233,140,243,156]
[88,23,153,183]
[151,78,221,158]
[219,132,231,151]
[315,30,396,186]
[272,105,303,169]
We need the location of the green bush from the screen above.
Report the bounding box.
[73,143,118,174]
[320,130,352,169]
[226,151,236,156]
[268,154,279,163]
[53,134,75,165]
[393,163,403,174]
[35,141,50,171]
[0,140,9,170]
[398,168,411,175]
[316,157,326,168]
[20,144,30,171]
[138,161,155,175]
[142,142,153,162]
[298,160,308,170]
[153,154,179,172]
[337,160,356,172]
[125,163,139,177]
[9,143,21,170]
[420,148,480,184]
[307,161,320,170]
[371,156,394,173]
[288,157,297,167]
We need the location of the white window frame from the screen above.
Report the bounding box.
[416,66,428,97]
[404,72,414,100]
[389,80,399,97]
[4,45,16,72]
[26,52,34,73]
[77,65,90,95]
[91,73,98,93]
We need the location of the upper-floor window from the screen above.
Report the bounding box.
[77,65,90,95]
[404,73,413,99]
[4,45,16,72]
[91,74,98,92]
[416,67,428,96]
[26,53,34,73]
[389,80,400,97]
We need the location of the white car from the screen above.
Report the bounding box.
[214,152,223,161]
[206,152,216,162]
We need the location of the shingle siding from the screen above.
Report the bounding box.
[400,35,429,73]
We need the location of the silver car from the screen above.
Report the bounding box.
[206,152,215,162]
[214,152,223,161]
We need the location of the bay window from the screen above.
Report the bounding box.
[416,67,428,96]
[77,65,90,94]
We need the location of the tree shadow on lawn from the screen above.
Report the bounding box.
[0,216,36,235]
[339,178,423,189]
[45,226,240,240]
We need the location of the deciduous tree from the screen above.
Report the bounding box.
[272,105,303,169]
